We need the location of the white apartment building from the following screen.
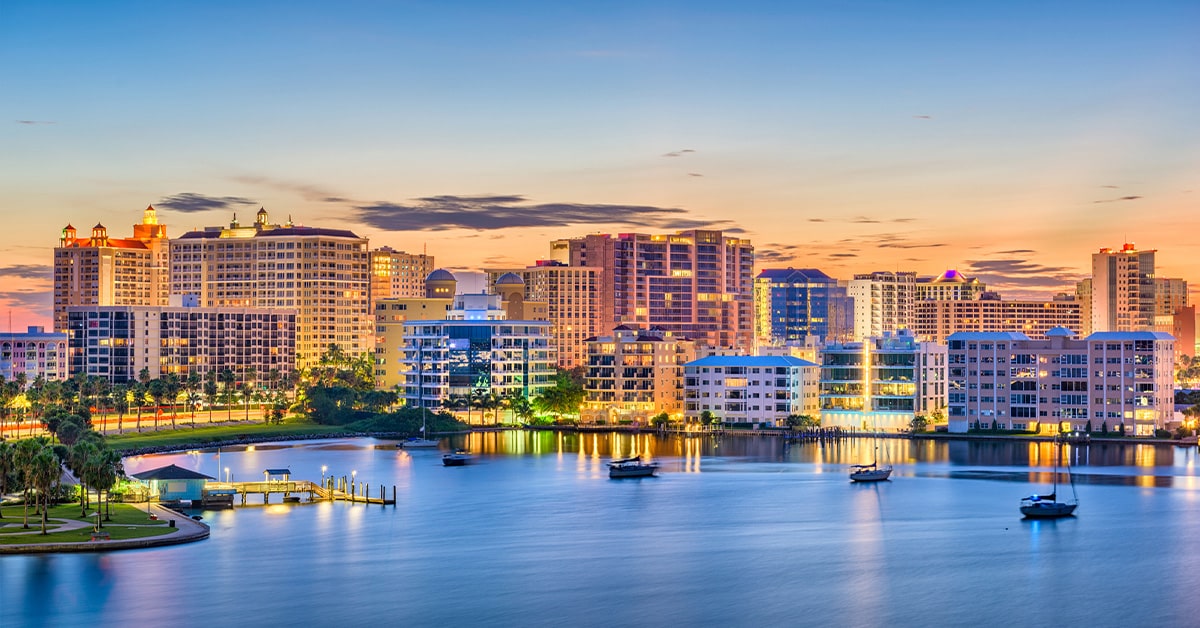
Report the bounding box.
[683,355,819,427]
[847,271,916,341]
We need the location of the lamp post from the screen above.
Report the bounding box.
[224,467,230,483]
[352,470,357,497]
[321,465,327,488]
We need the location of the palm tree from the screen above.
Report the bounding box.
[510,394,535,425]
[110,383,130,434]
[68,440,100,516]
[131,381,147,432]
[31,447,62,534]
[14,438,44,528]
[94,448,123,523]
[244,367,257,421]
[204,371,219,424]
[164,373,183,428]
[185,390,203,427]
[220,369,237,421]
[147,378,169,431]
[185,372,202,426]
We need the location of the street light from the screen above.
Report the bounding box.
[321,465,327,486]
[224,467,230,483]
[351,470,357,496]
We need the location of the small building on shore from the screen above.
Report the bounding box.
[132,464,215,502]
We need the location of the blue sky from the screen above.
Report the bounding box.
[2,1,1198,326]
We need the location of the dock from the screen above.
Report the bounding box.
[202,479,395,507]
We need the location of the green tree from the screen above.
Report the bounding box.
[31,446,62,534]
[909,414,929,433]
[0,441,12,519]
[220,369,237,421]
[786,414,819,429]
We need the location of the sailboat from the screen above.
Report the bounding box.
[400,342,439,449]
[1020,437,1077,518]
[850,424,892,482]
[400,411,439,449]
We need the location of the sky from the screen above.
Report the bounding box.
[2,1,1198,330]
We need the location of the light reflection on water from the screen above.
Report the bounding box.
[6,432,1200,627]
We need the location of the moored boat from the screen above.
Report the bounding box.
[849,462,892,483]
[1020,437,1078,518]
[607,456,658,478]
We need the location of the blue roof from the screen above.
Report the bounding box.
[755,268,835,282]
[685,355,817,368]
[1084,331,1175,341]
[946,332,1033,341]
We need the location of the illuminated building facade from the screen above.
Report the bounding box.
[553,230,755,351]
[683,355,818,426]
[66,305,296,383]
[818,330,947,432]
[486,261,603,369]
[0,326,69,384]
[946,329,1175,436]
[54,205,170,332]
[912,296,1082,343]
[373,270,456,391]
[1090,243,1155,332]
[914,269,986,302]
[370,246,434,307]
[169,209,370,366]
[753,268,853,348]
[582,325,696,424]
[847,271,917,341]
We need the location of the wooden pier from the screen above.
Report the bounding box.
[204,480,395,506]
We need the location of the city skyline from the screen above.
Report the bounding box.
[3,1,1198,329]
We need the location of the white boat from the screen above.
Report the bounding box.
[608,456,658,478]
[1020,438,1078,518]
[849,462,892,482]
[442,450,471,466]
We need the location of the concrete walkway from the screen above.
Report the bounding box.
[0,503,209,554]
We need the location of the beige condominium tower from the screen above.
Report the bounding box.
[169,208,370,367]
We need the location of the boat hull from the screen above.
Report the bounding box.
[608,465,657,478]
[442,455,469,466]
[850,468,892,482]
[1020,502,1077,518]
[400,439,440,449]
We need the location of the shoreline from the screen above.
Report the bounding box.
[113,425,1193,458]
[0,503,209,555]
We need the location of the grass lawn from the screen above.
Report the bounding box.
[107,420,344,451]
[0,502,175,544]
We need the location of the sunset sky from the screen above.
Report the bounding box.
[2,1,1198,330]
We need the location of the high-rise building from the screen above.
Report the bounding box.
[370,246,434,306]
[66,305,296,384]
[169,209,370,367]
[914,270,986,302]
[553,229,755,351]
[912,295,1082,343]
[818,330,947,432]
[486,261,603,369]
[1075,279,1093,336]
[847,271,917,341]
[1090,243,1155,332]
[1154,277,1189,335]
[946,329,1175,436]
[54,205,170,332]
[754,268,853,348]
[582,325,696,424]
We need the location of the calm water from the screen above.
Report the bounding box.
[7,432,1200,627]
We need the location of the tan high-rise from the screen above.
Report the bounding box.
[54,205,170,332]
[170,209,370,367]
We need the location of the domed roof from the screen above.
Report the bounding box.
[495,272,524,285]
[931,269,967,283]
[426,268,457,282]
[1045,327,1076,338]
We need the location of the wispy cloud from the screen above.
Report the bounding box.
[16,120,56,125]
[994,249,1036,255]
[963,258,1085,294]
[0,264,52,281]
[353,194,723,232]
[662,149,696,158]
[1093,195,1142,203]
[231,175,344,202]
[157,192,257,213]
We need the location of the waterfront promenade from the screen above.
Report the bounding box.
[0,503,209,554]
